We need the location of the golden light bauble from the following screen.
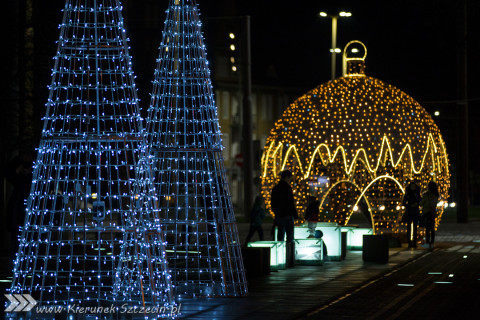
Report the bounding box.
[261,41,450,235]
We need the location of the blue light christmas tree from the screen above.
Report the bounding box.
[9,0,174,311]
[145,0,247,297]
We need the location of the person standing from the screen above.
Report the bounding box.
[271,170,298,242]
[420,181,439,250]
[305,196,320,238]
[245,195,266,245]
[402,181,421,248]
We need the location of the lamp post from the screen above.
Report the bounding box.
[241,15,254,219]
[204,16,253,218]
[319,11,352,80]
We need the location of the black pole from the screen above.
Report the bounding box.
[241,15,253,219]
[457,0,468,223]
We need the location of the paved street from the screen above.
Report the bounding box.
[178,247,425,319]
[306,244,480,319]
[174,220,480,319]
[1,219,479,319]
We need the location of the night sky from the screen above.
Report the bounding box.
[196,0,478,99]
[129,0,480,189]
[17,1,480,112]
[2,0,480,199]
[28,2,479,112]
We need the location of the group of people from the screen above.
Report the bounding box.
[246,170,440,251]
[245,170,321,245]
[245,170,299,244]
[402,180,440,249]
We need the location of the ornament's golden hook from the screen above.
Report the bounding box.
[343,40,367,76]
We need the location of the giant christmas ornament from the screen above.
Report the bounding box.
[261,41,449,235]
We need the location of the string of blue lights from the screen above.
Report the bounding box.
[144,0,248,297]
[9,0,174,311]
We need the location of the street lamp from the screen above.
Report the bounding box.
[319,11,352,80]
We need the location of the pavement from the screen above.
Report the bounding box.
[311,243,480,319]
[1,219,479,319]
[177,219,480,319]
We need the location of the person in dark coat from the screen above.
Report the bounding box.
[305,196,320,238]
[245,195,266,245]
[271,170,298,242]
[402,181,421,248]
[420,181,439,250]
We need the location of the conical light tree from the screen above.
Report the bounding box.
[145,0,247,297]
[9,0,174,310]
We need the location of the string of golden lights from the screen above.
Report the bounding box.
[260,41,450,236]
